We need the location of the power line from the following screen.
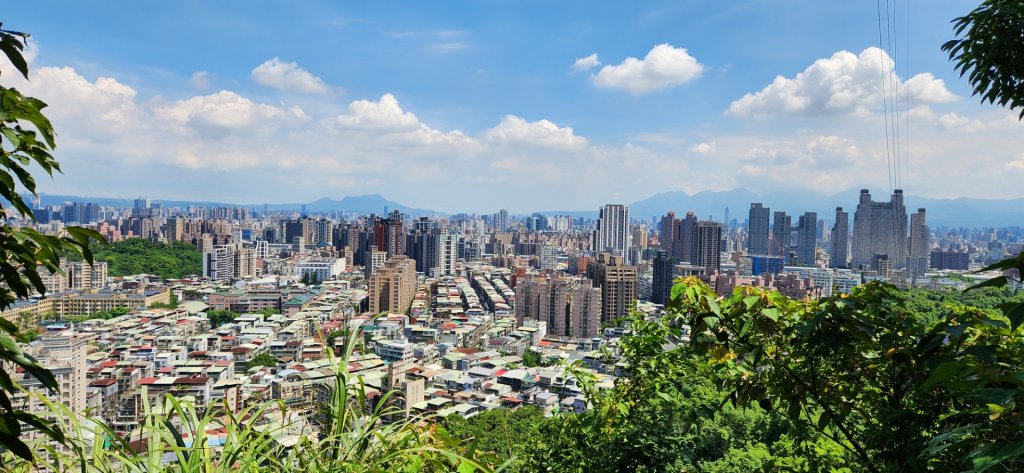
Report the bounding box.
[876,0,895,194]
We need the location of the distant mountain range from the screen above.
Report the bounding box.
[35,189,1024,228]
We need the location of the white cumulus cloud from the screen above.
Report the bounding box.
[483,115,588,149]
[156,91,309,132]
[593,44,704,94]
[251,57,330,94]
[18,66,141,132]
[728,47,957,117]
[334,94,422,131]
[572,53,601,72]
[690,141,716,154]
[330,94,472,145]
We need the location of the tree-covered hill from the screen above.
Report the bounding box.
[82,238,202,279]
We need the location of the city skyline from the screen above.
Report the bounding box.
[26,187,1024,229]
[4,1,1023,212]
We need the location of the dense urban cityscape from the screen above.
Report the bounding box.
[4,0,1024,471]
[7,188,1022,447]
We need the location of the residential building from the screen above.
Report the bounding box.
[594,204,630,260]
[368,256,416,314]
[851,189,909,270]
[586,253,637,324]
[830,207,849,268]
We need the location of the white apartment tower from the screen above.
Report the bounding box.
[595,204,631,260]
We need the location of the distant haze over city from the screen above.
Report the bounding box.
[35,188,1024,228]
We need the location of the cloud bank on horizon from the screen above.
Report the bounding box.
[4,1,1023,213]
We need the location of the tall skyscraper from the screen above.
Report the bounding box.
[652,250,676,305]
[586,253,637,323]
[908,208,929,278]
[493,209,509,232]
[851,189,908,270]
[772,211,792,249]
[693,221,723,271]
[829,207,849,268]
[595,204,630,259]
[673,212,698,262]
[796,212,817,266]
[659,211,676,252]
[746,203,771,256]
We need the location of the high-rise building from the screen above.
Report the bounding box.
[909,208,929,278]
[133,196,152,217]
[367,256,416,315]
[66,260,108,290]
[411,226,458,277]
[494,209,509,232]
[15,333,86,445]
[537,273,573,336]
[234,246,256,279]
[632,227,648,252]
[659,211,677,251]
[165,217,185,242]
[673,212,698,262]
[746,203,771,256]
[313,218,334,246]
[830,207,849,268]
[772,211,792,249]
[595,204,630,260]
[570,280,602,338]
[851,189,908,270]
[651,250,676,305]
[796,212,817,266]
[586,253,637,323]
[203,245,236,283]
[515,273,602,338]
[365,246,388,280]
[282,219,310,246]
[693,221,723,271]
[375,211,406,257]
[930,249,969,270]
[437,229,458,277]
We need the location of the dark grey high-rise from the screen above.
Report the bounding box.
[746,203,771,256]
[829,207,849,268]
[772,211,792,250]
[652,250,675,305]
[673,212,698,262]
[908,208,929,278]
[796,212,817,266]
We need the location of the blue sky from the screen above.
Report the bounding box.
[5,1,1021,212]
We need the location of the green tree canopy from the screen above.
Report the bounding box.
[207,309,238,328]
[943,0,1024,119]
[66,238,201,279]
[0,23,104,464]
[247,352,279,370]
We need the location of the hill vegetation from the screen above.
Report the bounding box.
[73,238,202,279]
